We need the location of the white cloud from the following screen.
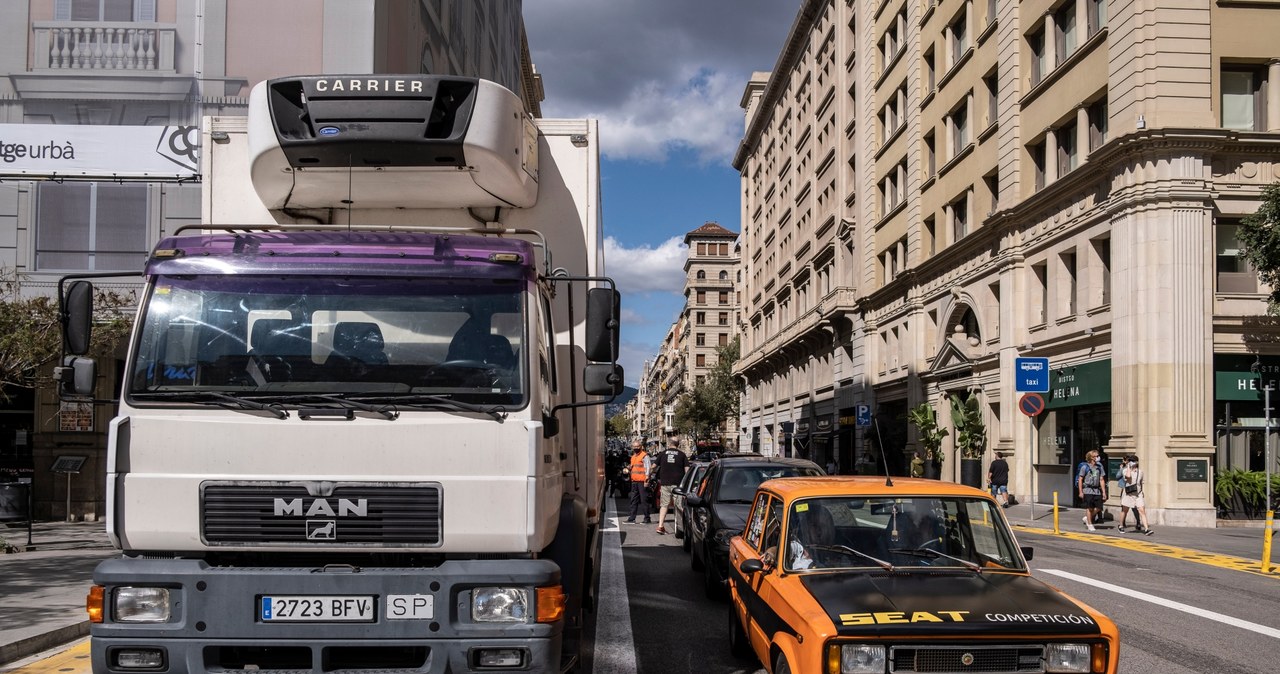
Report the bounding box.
[604,236,687,294]
[619,307,647,326]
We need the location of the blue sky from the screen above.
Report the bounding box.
[524,0,801,385]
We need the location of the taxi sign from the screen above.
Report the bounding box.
[1015,357,1050,393]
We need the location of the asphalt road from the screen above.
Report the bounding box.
[6,497,1277,674]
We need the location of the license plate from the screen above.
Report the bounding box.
[260,595,375,622]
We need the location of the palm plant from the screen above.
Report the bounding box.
[948,391,987,459]
[906,402,949,464]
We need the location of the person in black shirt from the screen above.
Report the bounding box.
[987,451,1010,508]
[653,436,689,535]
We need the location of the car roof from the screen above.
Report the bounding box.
[757,476,995,501]
[712,456,821,469]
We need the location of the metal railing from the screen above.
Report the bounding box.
[32,21,177,73]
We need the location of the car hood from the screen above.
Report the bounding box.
[710,502,752,532]
[799,572,1101,636]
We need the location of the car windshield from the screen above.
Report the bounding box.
[129,275,527,407]
[783,496,1026,573]
[717,465,822,503]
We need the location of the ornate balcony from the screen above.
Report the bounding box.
[33,22,176,72]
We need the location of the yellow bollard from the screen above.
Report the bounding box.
[1053,491,1060,535]
[1263,510,1275,574]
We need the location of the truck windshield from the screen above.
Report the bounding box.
[129,275,527,407]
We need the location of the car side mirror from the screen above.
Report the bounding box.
[583,363,623,396]
[685,494,704,508]
[1020,545,1034,561]
[584,287,620,363]
[739,558,764,575]
[55,355,97,397]
[63,280,95,356]
[672,487,686,497]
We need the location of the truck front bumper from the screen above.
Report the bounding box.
[90,557,565,674]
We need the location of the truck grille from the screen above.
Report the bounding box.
[201,483,441,546]
[890,645,1045,673]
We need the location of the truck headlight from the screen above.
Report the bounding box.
[472,587,529,623]
[1045,643,1091,673]
[831,644,885,674]
[113,587,171,623]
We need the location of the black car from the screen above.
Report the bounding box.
[684,456,823,598]
[672,460,711,547]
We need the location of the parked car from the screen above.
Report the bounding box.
[672,460,711,547]
[726,476,1120,674]
[685,456,823,598]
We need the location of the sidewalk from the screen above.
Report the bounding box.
[0,520,114,666]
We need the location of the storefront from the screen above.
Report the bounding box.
[1213,354,1280,473]
[1033,359,1111,506]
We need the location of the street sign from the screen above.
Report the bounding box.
[855,404,872,427]
[1018,393,1046,417]
[1015,357,1050,393]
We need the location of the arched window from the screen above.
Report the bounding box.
[696,270,706,279]
[719,270,729,280]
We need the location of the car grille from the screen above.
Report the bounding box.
[890,645,1045,673]
[202,483,441,545]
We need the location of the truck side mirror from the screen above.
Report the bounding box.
[584,287,619,363]
[583,363,623,396]
[56,355,97,397]
[63,280,95,356]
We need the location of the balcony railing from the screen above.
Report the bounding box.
[33,21,176,73]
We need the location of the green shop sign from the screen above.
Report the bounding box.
[1045,359,1112,409]
[1215,355,1280,401]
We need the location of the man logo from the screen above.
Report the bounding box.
[274,498,368,517]
[308,520,336,540]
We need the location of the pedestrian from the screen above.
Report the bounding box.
[1076,450,1107,531]
[825,458,837,475]
[1094,447,1111,524]
[1120,456,1153,535]
[988,451,1010,507]
[1115,456,1141,532]
[625,439,653,524]
[653,435,689,534]
[910,451,925,478]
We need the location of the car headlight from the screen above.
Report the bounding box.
[1045,643,1091,673]
[113,587,171,623]
[829,644,885,674]
[712,528,737,546]
[472,587,529,623]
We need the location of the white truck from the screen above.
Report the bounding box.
[58,75,619,674]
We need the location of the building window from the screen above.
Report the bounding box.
[697,242,707,255]
[718,290,729,305]
[948,99,970,156]
[983,70,998,129]
[1091,236,1111,305]
[924,47,936,93]
[60,0,151,21]
[36,182,148,271]
[696,333,705,346]
[696,270,706,279]
[924,216,937,256]
[1029,31,1047,85]
[949,192,969,242]
[1057,121,1078,176]
[984,172,1000,215]
[719,270,728,280]
[1061,250,1078,315]
[1088,97,1108,150]
[719,243,729,255]
[948,7,969,69]
[719,333,729,347]
[1054,2,1077,63]
[1032,262,1049,324]
[696,353,706,368]
[1222,66,1266,131]
[1217,222,1259,293]
[1088,0,1107,35]
[696,290,706,305]
[696,311,706,325]
[924,131,937,177]
[718,312,729,326]
[1030,140,1047,190]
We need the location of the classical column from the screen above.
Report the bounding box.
[1044,13,1057,71]
[1268,59,1280,131]
[1077,105,1091,162]
[1045,128,1059,183]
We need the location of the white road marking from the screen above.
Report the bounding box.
[592,499,639,673]
[1040,568,1280,640]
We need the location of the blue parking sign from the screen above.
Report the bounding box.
[855,404,872,427]
[1015,357,1050,393]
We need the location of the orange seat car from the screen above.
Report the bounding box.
[727,477,1119,674]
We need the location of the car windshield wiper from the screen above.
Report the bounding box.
[355,394,507,422]
[811,544,896,572]
[131,391,288,419]
[889,547,982,572]
[271,394,399,420]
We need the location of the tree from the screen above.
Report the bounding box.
[0,269,135,401]
[1240,182,1280,315]
[606,414,631,439]
[673,338,743,444]
[948,391,987,459]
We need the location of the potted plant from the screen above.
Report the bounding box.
[1214,468,1270,519]
[906,402,948,479]
[949,391,987,488]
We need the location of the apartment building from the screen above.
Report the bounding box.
[736,0,1280,526]
[0,0,537,519]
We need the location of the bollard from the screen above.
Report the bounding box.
[1263,510,1275,574]
[1053,491,1060,535]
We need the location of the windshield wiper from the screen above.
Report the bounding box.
[131,391,288,419]
[357,394,507,422]
[273,394,399,420]
[889,547,982,572]
[813,544,895,571]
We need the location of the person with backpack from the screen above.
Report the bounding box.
[1120,456,1153,535]
[1076,450,1107,531]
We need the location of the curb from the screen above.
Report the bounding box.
[0,622,89,667]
